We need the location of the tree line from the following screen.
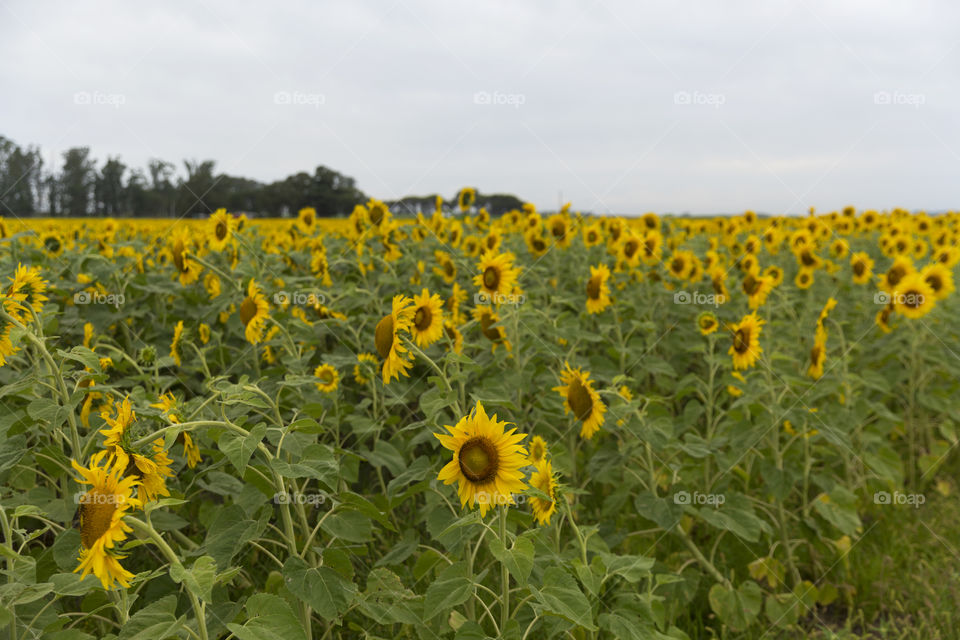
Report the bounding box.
[0,135,526,218]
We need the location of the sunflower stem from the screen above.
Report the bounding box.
[127,517,209,640]
[498,506,510,630]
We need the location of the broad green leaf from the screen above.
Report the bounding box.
[283,556,357,621]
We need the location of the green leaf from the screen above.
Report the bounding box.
[487,532,535,586]
[170,555,217,603]
[708,580,763,632]
[321,510,372,543]
[118,594,186,640]
[283,556,357,621]
[228,593,307,640]
[424,562,473,620]
[218,423,267,476]
[358,568,424,625]
[530,567,597,631]
[598,552,654,583]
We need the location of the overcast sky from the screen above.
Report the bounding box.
[2,0,958,215]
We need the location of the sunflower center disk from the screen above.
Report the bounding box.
[483,267,499,290]
[742,275,759,295]
[239,297,258,326]
[80,492,117,548]
[414,307,431,330]
[374,315,395,358]
[216,222,227,239]
[458,438,498,482]
[568,380,593,421]
[734,329,749,354]
[586,276,602,300]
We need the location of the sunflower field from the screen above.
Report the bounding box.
[1,200,959,639]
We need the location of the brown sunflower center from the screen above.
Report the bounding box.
[532,239,546,252]
[551,222,565,238]
[624,240,639,259]
[483,266,500,290]
[586,275,602,300]
[374,314,394,358]
[742,274,760,295]
[902,289,924,309]
[700,317,715,330]
[887,266,905,287]
[318,370,334,385]
[530,441,544,461]
[216,221,228,240]
[853,261,865,277]
[458,437,498,482]
[45,237,61,252]
[587,231,597,242]
[414,306,432,330]
[810,344,822,363]
[79,491,118,549]
[734,328,750,354]
[671,258,685,274]
[239,297,258,326]
[369,207,384,225]
[801,251,816,267]
[925,274,942,293]
[567,378,593,420]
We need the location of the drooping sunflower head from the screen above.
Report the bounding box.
[553,363,606,439]
[411,288,445,347]
[807,330,827,379]
[99,396,136,450]
[375,295,415,383]
[529,459,558,526]
[728,313,764,370]
[585,263,612,314]
[239,279,270,345]
[314,363,340,393]
[72,451,141,589]
[443,321,464,354]
[434,402,528,517]
[697,311,719,336]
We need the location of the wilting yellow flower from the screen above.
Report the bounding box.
[554,363,606,439]
[728,313,764,370]
[170,321,184,367]
[375,295,415,383]
[434,402,528,517]
[314,363,340,393]
[239,279,270,344]
[529,459,558,526]
[72,451,142,589]
[585,264,612,314]
[353,352,378,384]
[410,288,445,347]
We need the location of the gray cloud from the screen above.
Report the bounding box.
[1,0,957,214]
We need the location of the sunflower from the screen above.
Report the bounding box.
[375,295,415,383]
[475,250,520,303]
[875,303,894,333]
[353,352,378,384]
[763,265,784,287]
[525,228,549,257]
[546,214,572,248]
[6,263,49,321]
[462,235,481,257]
[170,321,184,367]
[795,268,814,289]
[203,272,221,300]
[850,252,874,285]
[728,313,764,370]
[709,267,729,302]
[457,187,477,212]
[239,279,270,345]
[198,323,211,345]
[668,250,696,280]
[585,264,612,314]
[446,282,467,325]
[920,263,955,301]
[529,459,558,526]
[891,272,936,319]
[444,321,464,354]
[433,250,458,284]
[180,432,202,468]
[83,322,94,349]
[553,363,606,439]
[618,232,642,267]
[410,288,445,347]
[807,328,827,379]
[72,451,141,589]
[434,402,528,517]
[879,256,914,292]
[741,267,774,310]
[207,209,233,251]
[40,231,64,257]
[582,222,604,247]
[170,229,201,286]
[100,396,136,451]
[473,306,511,352]
[123,441,174,503]
[296,207,317,235]
[641,230,663,266]
[697,311,719,335]
[314,364,340,393]
[527,435,548,464]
